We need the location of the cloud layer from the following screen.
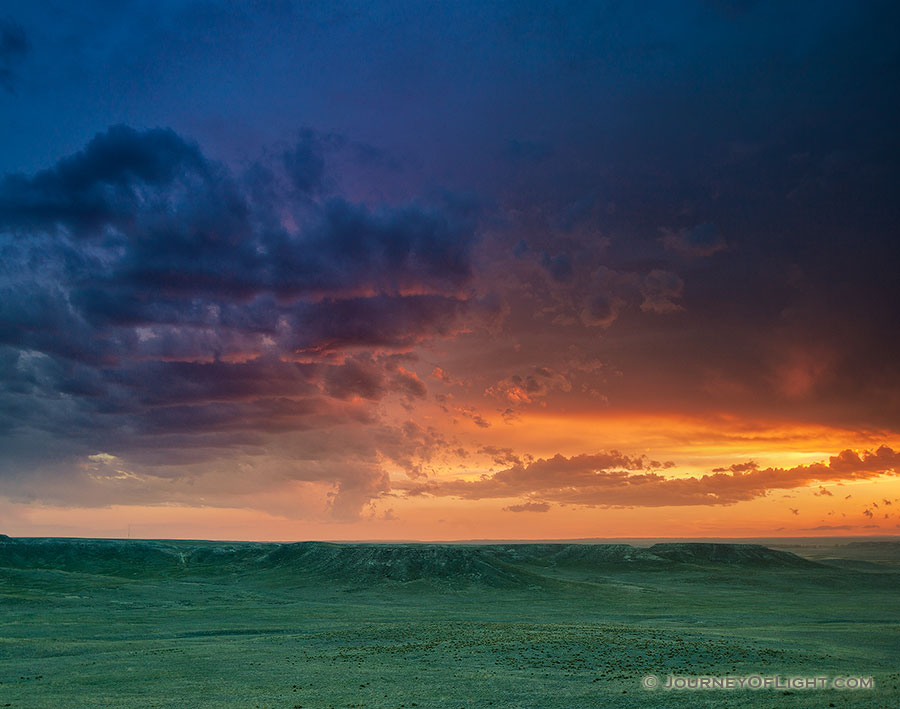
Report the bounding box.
[403,448,900,508]
[0,126,486,517]
[1,1,899,533]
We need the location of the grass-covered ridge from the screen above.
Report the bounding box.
[0,537,897,707]
[0,537,820,584]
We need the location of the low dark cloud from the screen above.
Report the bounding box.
[0,124,483,359]
[504,501,550,513]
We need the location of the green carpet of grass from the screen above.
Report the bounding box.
[1,539,897,707]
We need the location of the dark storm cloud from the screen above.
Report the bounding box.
[0,124,481,336]
[458,0,900,429]
[402,447,900,508]
[0,126,210,233]
[244,198,480,308]
[323,356,388,401]
[0,124,485,515]
[134,397,364,436]
[112,358,321,407]
[286,295,473,353]
[0,125,477,306]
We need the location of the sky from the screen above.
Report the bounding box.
[1,0,899,540]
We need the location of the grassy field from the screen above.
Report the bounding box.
[1,537,898,707]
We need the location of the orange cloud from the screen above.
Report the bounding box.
[401,446,900,508]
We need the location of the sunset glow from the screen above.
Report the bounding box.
[1,2,899,542]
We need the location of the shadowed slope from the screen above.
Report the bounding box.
[261,542,538,588]
[647,543,819,568]
[0,538,822,587]
[0,538,182,576]
[838,541,900,563]
[488,543,666,567]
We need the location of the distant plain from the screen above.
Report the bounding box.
[1,536,898,707]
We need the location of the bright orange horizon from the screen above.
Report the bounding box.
[4,405,899,540]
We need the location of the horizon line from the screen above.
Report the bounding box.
[4,533,899,545]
